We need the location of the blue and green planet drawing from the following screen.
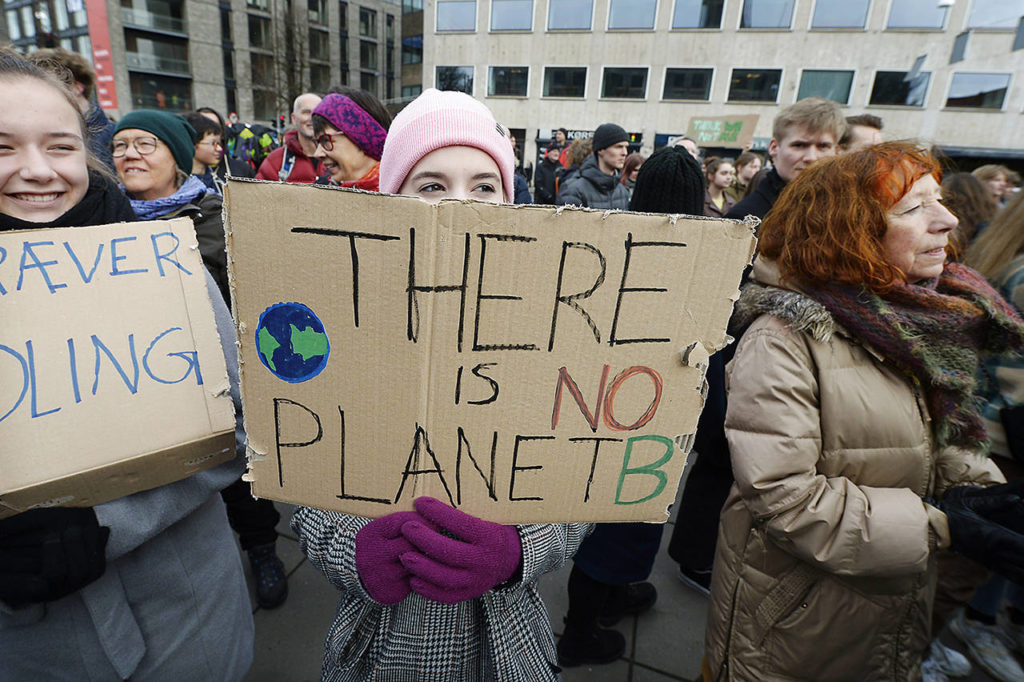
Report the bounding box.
[255,302,330,383]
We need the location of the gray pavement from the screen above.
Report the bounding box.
[239,474,1015,682]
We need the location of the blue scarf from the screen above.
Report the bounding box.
[127,175,209,220]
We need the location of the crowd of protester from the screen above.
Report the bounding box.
[2,45,1024,682]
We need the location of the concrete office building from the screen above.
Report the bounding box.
[2,0,402,122]
[411,0,1024,167]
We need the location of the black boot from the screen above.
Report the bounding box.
[557,565,626,667]
[248,542,288,609]
[598,581,657,626]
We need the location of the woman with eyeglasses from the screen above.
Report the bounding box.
[112,110,230,302]
[310,90,389,191]
[0,49,254,681]
[184,111,227,193]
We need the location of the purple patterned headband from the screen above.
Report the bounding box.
[312,94,388,161]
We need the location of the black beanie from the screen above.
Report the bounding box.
[628,146,705,215]
[592,123,629,152]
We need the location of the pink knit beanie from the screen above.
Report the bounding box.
[379,89,515,202]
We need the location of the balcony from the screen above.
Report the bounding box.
[125,51,192,76]
[121,8,187,35]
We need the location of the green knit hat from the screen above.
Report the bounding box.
[114,110,197,173]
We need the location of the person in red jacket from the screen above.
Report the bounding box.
[256,92,322,182]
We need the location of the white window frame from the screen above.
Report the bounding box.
[868,68,933,107]
[807,0,870,30]
[660,65,716,101]
[434,64,476,95]
[600,65,650,100]
[541,65,589,98]
[605,0,658,30]
[434,0,476,32]
[884,0,948,30]
[943,70,1013,111]
[488,0,533,31]
[726,66,785,103]
[486,65,531,97]
[794,66,856,105]
[736,0,795,30]
[670,0,724,30]
[546,0,594,31]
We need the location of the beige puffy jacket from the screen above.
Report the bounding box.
[703,259,1003,682]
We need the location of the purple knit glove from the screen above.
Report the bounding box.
[354,511,422,605]
[398,497,522,604]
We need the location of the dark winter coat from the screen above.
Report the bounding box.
[534,159,559,205]
[725,167,786,221]
[555,156,630,210]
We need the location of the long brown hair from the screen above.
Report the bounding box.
[759,141,942,294]
[965,190,1024,281]
[941,172,999,254]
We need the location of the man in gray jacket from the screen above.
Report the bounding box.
[556,123,631,210]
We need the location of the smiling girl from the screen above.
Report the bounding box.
[292,89,591,681]
[0,48,253,681]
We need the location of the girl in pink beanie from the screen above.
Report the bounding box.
[379,88,516,203]
[292,89,592,681]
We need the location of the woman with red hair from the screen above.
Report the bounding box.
[703,142,1024,681]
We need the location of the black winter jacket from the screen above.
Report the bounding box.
[725,167,786,221]
[555,156,630,210]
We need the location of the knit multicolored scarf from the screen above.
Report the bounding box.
[808,263,1024,449]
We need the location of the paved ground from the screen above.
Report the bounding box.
[240,471,1018,682]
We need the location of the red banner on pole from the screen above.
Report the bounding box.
[85,0,119,110]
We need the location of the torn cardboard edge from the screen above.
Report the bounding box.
[0,431,235,519]
[224,181,756,524]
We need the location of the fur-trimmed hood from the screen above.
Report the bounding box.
[733,257,838,343]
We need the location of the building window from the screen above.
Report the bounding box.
[339,67,349,85]
[491,0,531,30]
[436,65,474,93]
[360,39,377,69]
[340,35,349,65]
[663,67,712,100]
[339,1,348,30]
[403,0,423,11]
[386,13,395,40]
[6,10,21,40]
[740,0,794,28]
[360,71,378,93]
[307,28,328,59]
[608,0,655,29]
[601,67,647,98]
[253,88,276,119]
[248,14,272,48]
[402,84,422,98]
[309,0,327,24]
[220,8,233,41]
[488,66,528,96]
[246,0,269,10]
[402,35,422,63]
[359,7,376,35]
[223,49,235,78]
[811,0,869,28]
[311,63,332,91]
[543,66,586,97]
[130,73,192,111]
[251,52,275,82]
[968,0,1024,29]
[887,0,946,29]
[671,0,723,29]
[548,0,591,29]
[869,70,929,106]
[728,68,782,101]
[946,72,1010,109]
[436,0,475,30]
[124,33,191,75]
[797,69,853,103]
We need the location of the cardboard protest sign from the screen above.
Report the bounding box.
[685,115,760,148]
[0,219,236,518]
[225,181,755,523]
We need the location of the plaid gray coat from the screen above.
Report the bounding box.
[293,507,592,681]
